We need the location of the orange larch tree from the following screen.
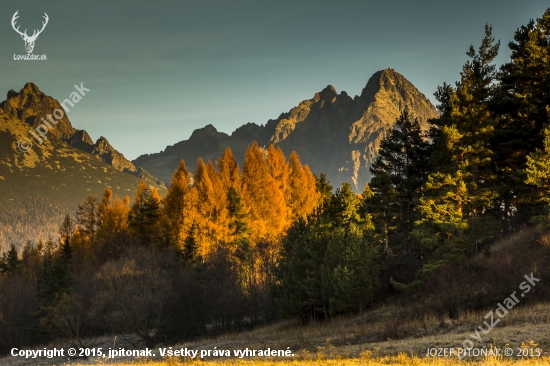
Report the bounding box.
[267,145,291,201]
[95,188,131,261]
[191,158,228,257]
[162,160,191,249]
[288,151,320,220]
[216,147,241,193]
[242,142,287,241]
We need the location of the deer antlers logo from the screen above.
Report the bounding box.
[11,11,49,54]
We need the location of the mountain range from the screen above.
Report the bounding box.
[134,68,438,189]
[0,68,437,247]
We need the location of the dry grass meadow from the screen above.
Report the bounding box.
[90,357,550,366]
[4,301,549,365]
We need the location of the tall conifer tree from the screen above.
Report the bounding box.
[414,26,501,279]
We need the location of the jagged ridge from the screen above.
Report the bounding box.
[134,68,438,189]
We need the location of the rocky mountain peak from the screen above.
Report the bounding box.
[190,124,228,140]
[134,69,439,190]
[0,82,76,140]
[22,82,42,94]
[7,90,18,100]
[314,85,338,103]
[359,70,383,102]
[93,136,112,152]
[231,122,263,140]
[91,136,137,174]
[68,129,94,153]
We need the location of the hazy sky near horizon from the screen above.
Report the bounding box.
[1,1,548,160]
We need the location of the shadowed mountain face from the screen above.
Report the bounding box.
[134,68,439,189]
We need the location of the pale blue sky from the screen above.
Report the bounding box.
[1,0,548,160]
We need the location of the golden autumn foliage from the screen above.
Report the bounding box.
[162,143,319,258]
[188,158,231,257]
[217,147,242,192]
[162,160,192,248]
[288,151,319,220]
[96,188,131,260]
[242,142,287,241]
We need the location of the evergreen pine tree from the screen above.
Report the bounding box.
[227,186,250,239]
[0,244,21,275]
[363,111,432,284]
[327,182,362,228]
[58,214,75,248]
[181,223,201,267]
[129,181,162,247]
[492,9,550,227]
[314,173,333,203]
[273,182,380,320]
[414,26,501,280]
[324,224,379,313]
[525,126,550,220]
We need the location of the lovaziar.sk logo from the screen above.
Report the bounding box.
[12,10,48,61]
